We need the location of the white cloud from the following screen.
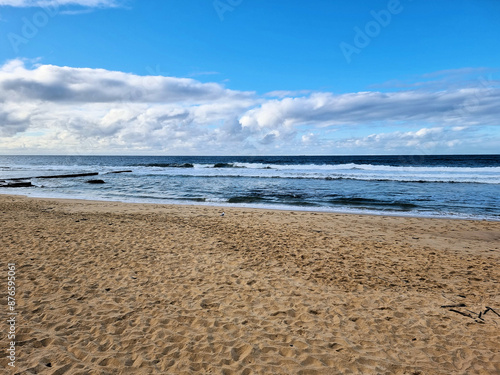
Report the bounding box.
[0,60,251,104]
[331,127,469,152]
[0,59,498,155]
[373,67,499,91]
[264,90,312,98]
[240,88,500,133]
[0,60,259,154]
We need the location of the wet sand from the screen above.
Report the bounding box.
[1,194,499,374]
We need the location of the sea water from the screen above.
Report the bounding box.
[0,155,499,220]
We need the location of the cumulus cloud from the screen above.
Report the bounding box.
[0,60,260,154]
[0,99,41,136]
[0,60,251,104]
[0,108,30,136]
[240,88,500,133]
[0,59,498,154]
[333,127,468,152]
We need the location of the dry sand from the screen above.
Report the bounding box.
[1,194,499,374]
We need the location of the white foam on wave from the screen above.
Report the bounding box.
[230,162,500,173]
[130,164,500,184]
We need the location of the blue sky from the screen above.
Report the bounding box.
[0,0,499,155]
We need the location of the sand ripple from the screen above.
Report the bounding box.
[1,195,499,374]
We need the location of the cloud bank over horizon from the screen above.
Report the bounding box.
[0,59,498,155]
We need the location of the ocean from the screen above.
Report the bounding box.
[0,154,499,220]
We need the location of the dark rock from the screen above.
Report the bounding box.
[37,172,99,179]
[86,179,106,184]
[8,172,99,181]
[214,163,234,168]
[0,181,33,188]
[105,170,133,174]
[146,163,193,168]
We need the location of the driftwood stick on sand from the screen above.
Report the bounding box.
[486,307,500,317]
[440,303,466,308]
[449,309,473,319]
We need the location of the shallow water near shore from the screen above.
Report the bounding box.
[0,154,499,220]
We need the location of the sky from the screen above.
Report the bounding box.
[0,0,499,155]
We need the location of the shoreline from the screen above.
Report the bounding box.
[1,153,498,224]
[2,194,499,374]
[1,191,498,222]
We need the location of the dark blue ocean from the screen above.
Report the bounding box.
[0,155,499,220]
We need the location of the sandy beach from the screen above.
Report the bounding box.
[1,194,499,374]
